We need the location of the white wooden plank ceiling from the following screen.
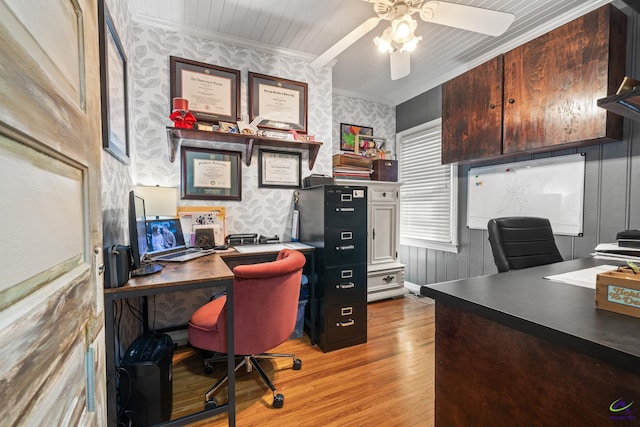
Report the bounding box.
[133,0,620,105]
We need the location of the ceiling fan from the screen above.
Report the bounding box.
[310,0,515,80]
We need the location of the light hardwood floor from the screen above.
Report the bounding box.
[171,293,435,426]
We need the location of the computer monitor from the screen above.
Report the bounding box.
[128,190,162,276]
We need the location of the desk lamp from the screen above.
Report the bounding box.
[135,185,177,219]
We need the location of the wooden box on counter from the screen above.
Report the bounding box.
[332,154,372,169]
[595,267,640,318]
[371,159,398,182]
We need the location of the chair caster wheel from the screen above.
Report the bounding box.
[293,358,302,370]
[273,393,284,408]
[204,364,214,374]
[205,399,217,410]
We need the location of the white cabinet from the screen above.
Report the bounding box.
[335,180,405,302]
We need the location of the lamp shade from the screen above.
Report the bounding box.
[134,185,178,217]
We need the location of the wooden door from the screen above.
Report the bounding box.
[0,0,105,425]
[441,56,503,164]
[502,4,626,154]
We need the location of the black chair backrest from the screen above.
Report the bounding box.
[487,217,563,273]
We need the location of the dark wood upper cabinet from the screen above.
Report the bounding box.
[442,4,626,164]
[442,56,503,164]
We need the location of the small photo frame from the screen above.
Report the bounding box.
[340,123,373,152]
[219,121,239,133]
[181,146,242,200]
[249,72,308,134]
[258,149,302,189]
[170,56,241,123]
[193,225,216,249]
[355,135,386,154]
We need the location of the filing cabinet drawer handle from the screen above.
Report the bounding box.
[341,307,353,316]
[341,270,353,279]
[336,245,355,251]
[337,282,355,289]
[336,207,355,212]
[336,319,355,327]
[341,231,353,240]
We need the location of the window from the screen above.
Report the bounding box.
[397,118,458,252]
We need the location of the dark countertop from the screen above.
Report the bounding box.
[421,257,640,374]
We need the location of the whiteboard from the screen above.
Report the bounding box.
[467,154,585,235]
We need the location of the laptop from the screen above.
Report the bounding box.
[146,218,215,262]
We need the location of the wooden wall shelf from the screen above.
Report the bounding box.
[597,86,640,123]
[166,127,322,169]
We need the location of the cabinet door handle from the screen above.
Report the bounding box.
[337,282,355,289]
[336,319,355,327]
[508,98,515,104]
[336,245,355,251]
[489,103,495,109]
[383,275,395,283]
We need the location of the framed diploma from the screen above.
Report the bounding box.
[248,72,308,134]
[170,56,241,123]
[180,146,242,200]
[258,149,302,189]
[99,1,129,164]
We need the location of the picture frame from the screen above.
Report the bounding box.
[99,1,130,164]
[355,135,386,154]
[180,146,242,200]
[218,121,239,133]
[248,72,308,134]
[170,56,241,123]
[258,149,302,189]
[340,123,373,152]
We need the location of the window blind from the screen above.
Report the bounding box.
[398,119,457,249]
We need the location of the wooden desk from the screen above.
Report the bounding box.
[104,244,316,426]
[104,254,236,427]
[421,258,640,426]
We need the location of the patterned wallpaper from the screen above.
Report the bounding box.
[130,22,333,240]
[333,92,396,158]
[100,7,397,342]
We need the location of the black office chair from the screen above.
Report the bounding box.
[487,217,563,273]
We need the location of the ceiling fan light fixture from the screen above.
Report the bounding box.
[400,35,422,52]
[391,14,417,43]
[374,27,394,53]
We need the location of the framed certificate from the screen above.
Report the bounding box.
[181,146,242,200]
[248,72,308,134]
[258,150,301,189]
[170,56,241,123]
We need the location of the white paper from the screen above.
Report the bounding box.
[193,158,231,188]
[258,83,299,125]
[544,265,618,289]
[181,69,232,116]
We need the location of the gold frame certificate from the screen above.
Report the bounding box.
[170,56,241,123]
[249,72,308,133]
[258,149,301,189]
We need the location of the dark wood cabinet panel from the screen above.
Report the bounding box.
[441,4,626,164]
[442,56,503,164]
[503,4,626,154]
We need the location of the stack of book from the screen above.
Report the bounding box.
[332,154,372,180]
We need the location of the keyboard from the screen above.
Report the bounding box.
[159,251,190,259]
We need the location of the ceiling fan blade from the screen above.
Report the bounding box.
[421,1,515,37]
[390,50,410,80]
[310,17,381,69]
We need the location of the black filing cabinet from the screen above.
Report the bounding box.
[298,185,367,352]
